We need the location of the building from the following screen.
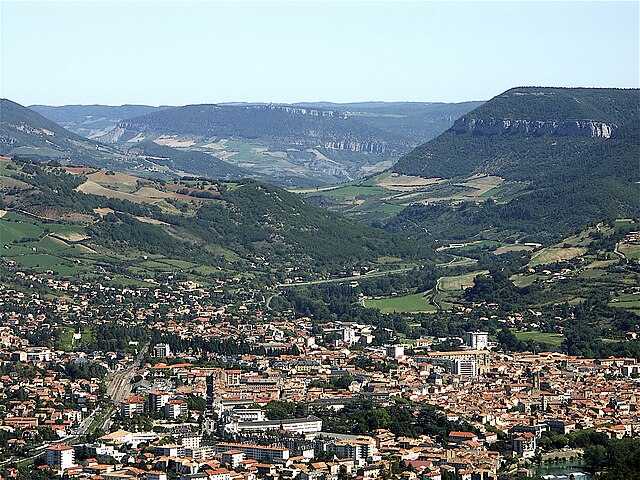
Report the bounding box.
[146,472,168,480]
[120,395,145,418]
[386,344,405,359]
[149,391,170,412]
[511,432,537,458]
[164,399,188,419]
[317,435,380,466]
[466,332,489,350]
[221,449,246,468]
[153,343,171,358]
[154,444,184,457]
[223,369,242,386]
[452,359,477,378]
[212,442,290,463]
[181,434,202,450]
[426,350,490,374]
[225,415,322,434]
[622,364,640,376]
[45,444,75,471]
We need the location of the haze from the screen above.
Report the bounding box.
[1,1,639,106]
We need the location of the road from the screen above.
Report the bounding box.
[0,344,148,468]
[277,266,415,288]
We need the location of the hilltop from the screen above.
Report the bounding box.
[34,101,481,187]
[388,87,639,242]
[28,104,169,139]
[1,99,246,180]
[301,88,639,243]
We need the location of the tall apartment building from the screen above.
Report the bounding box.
[120,395,145,418]
[153,343,171,358]
[466,332,489,350]
[452,359,477,378]
[45,444,75,471]
[149,391,171,412]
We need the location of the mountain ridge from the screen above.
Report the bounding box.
[388,86,640,242]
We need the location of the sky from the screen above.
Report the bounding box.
[1,1,638,106]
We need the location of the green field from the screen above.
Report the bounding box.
[365,291,436,313]
[609,293,640,314]
[438,270,488,291]
[619,244,640,260]
[0,216,44,244]
[513,330,564,347]
[528,247,587,266]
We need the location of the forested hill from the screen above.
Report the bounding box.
[1,158,432,283]
[0,98,118,160]
[29,104,169,139]
[0,100,245,180]
[393,87,639,179]
[116,103,412,154]
[388,87,640,242]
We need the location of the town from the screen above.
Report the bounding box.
[1,270,638,480]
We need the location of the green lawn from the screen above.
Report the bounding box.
[513,330,564,347]
[365,291,436,313]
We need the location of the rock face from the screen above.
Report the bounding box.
[323,140,387,153]
[451,117,618,138]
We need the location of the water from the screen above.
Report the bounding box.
[528,461,592,480]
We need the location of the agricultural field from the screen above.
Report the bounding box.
[300,171,515,223]
[528,247,587,266]
[513,330,564,348]
[618,243,640,260]
[609,293,640,315]
[438,270,488,292]
[364,291,436,314]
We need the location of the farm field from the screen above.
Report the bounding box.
[513,330,564,347]
[618,243,640,260]
[609,293,640,314]
[438,270,488,292]
[365,291,436,314]
[528,247,587,266]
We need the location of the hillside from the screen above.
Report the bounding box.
[29,101,483,187]
[1,100,245,180]
[0,157,432,286]
[70,101,479,186]
[29,104,170,140]
[0,98,121,162]
[387,87,640,242]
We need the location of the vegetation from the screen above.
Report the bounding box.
[389,87,640,242]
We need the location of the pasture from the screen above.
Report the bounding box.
[365,291,436,313]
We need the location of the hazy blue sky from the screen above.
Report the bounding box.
[1,1,638,106]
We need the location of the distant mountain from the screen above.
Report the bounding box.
[29,104,170,140]
[119,103,406,151]
[388,87,640,241]
[33,101,480,186]
[0,98,120,162]
[1,99,245,180]
[290,101,484,141]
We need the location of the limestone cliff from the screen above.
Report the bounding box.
[451,117,617,138]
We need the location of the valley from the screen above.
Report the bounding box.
[1,87,639,480]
